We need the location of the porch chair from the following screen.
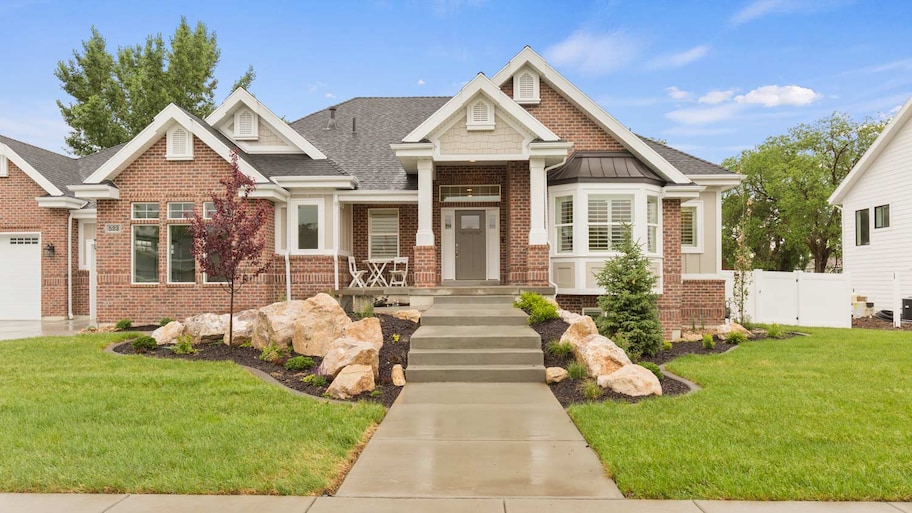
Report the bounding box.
[348,256,367,288]
[388,257,409,287]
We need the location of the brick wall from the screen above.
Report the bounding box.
[505,161,529,284]
[657,199,683,337]
[681,279,726,326]
[351,204,417,285]
[556,294,599,313]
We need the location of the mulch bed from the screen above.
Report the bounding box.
[114,313,417,408]
[852,315,912,331]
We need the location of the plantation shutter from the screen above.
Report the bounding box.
[610,199,632,248]
[472,101,489,123]
[369,210,399,259]
[588,198,609,251]
[681,207,696,247]
[518,72,535,100]
[236,110,256,138]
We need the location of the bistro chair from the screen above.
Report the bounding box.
[388,257,409,287]
[348,256,367,288]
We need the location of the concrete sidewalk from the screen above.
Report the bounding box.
[0,318,92,341]
[1,494,910,513]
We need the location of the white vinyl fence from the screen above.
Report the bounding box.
[722,270,852,328]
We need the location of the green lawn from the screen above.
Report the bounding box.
[570,327,912,500]
[0,333,385,495]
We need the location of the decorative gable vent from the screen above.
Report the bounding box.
[166,125,193,160]
[513,68,540,104]
[466,98,495,131]
[0,155,7,177]
[234,108,258,140]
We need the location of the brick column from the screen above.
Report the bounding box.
[657,198,683,338]
[527,244,550,286]
[413,245,437,287]
[506,162,529,284]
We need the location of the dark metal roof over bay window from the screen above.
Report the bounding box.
[548,151,666,186]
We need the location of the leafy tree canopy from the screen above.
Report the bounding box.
[56,18,255,156]
[721,113,886,273]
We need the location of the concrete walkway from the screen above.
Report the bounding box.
[0,318,92,341]
[335,382,622,498]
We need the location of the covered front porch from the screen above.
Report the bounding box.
[336,284,555,312]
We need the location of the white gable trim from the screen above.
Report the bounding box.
[206,88,327,160]
[403,73,560,143]
[69,183,121,199]
[491,47,691,185]
[36,196,87,209]
[84,104,269,184]
[829,95,912,205]
[0,142,64,196]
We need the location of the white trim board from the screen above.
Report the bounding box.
[0,142,64,196]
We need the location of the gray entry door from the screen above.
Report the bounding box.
[455,210,486,280]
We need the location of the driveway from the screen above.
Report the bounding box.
[0,318,92,341]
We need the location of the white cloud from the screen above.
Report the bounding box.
[417,79,425,86]
[324,92,336,99]
[730,0,852,25]
[665,103,743,125]
[699,89,737,104]
[734,85,822,107]
[645,45,710,70]
[545,30,642,75]
[665,86,693,101]
[663,126,734,137]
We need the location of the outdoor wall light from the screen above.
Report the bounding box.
[43,243,55,258]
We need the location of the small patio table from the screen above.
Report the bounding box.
[365,258,392,287]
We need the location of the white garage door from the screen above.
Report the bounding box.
[0,233,42,320]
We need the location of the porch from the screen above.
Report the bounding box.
[336,284,555,312]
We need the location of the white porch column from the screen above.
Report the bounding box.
[416,158,435,246]
[529,157,548,245]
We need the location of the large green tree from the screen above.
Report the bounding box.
[56,18,255,156]
[722,113,885,273]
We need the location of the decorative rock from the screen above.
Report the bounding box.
[291,294,352,356]
[393,309,421,324]
[341,317,383,351]
[575,334,632,377]
[679,331,703,342]
[716,322,751,340]
[183,313,228,343]
[326,364,375,400]
[224,309,258,346]
[152,321,185,345]
[558,309,584,324]
[597,365,663,397]
[251,300,308,349]
[319,337,380,378]
[391,364,406,386]
[545,367,569,384]
[560,316,599,348]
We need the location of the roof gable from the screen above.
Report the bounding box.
[0,136,69,196]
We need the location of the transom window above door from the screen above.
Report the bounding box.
[440,185,501,202]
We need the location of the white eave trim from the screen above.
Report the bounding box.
[337,191,419,203]
[391,143,435,158]
[245,183,289,202]
[662,185,705,199]
[690,174,744,191]
[0,142,64,196]
[270,175,358,190]
[72,208,97,220]
[829,94,912,205]
[69,183,121,199]
[529,141,574,157]
[36,196,88,209]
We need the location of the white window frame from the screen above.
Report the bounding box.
[466,98,495,131]
[203,202,216,219]
[78,220,96,270]
[646,195,659,254]
[233,108,259,140]
[368,208,400,259]
[167,224,195,284]
[132,202,160,220]
[681,200,704,253]
[167,202,196,220]
[166,125,193,160]
[288,199,325,254]
[132,224,160,285]
[0,155,8,177]
[586,194,634,253]
[513,68,541,104]
[855,208,870,246]
[554,195,574,254]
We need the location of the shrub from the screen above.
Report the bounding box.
[170,335,197,355]
[358,304,375,319]
[567,361,588,380]
[302,373,328,387]
[390,333,401,344]
[159,317,174,326]
[115,319,133,330]
[131,335,157,353]
[546,340,574,358]
[259,342,288,362]
[513,291,559,324]
[640,361,663,381]
[369,389,382,398]
[579,379,602,401]
[284,356,315,371]
[702,334,715,349]
[662,340,673,351]
[739,317,756,330]
[767,323,785,339]
[727,331,748,345]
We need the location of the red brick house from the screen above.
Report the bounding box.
[0,47,739,334]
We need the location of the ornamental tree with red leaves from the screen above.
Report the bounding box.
[189,151,271,346]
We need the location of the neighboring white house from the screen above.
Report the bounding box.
[829,95,912,314]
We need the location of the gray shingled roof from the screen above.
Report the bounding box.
[549,151,665,186]
[0,134,82,196]
[248,154,347,178]
[639,136,735,176]
[290,97,450,191]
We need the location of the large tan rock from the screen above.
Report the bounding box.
[326,364,375,400]
[341,317,383,351]
[716,322,752,341]
[558,309,584,324]
[152,321,185,345]
[575,334,632,377]
[560,316,599,348]
[393,309,421,323]
[291,294,352,356]
[597,365,663,397]
[183,313,228,343]
[224,309,258,346]
[391,364,406,387]
[319,337,379,378]
[546,367,569,384]
[251,300,308,349]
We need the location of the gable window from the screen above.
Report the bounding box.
[875,204,890,229]
[234,108,259,140]
[647,196,659,253]
[587,195,632,251]
[855,208,870,246]
[0,155,7,177]
[555,196,573,253]
[168,225,195,283]
[440,185,501,202]
[369,209,399,259]
[168,202,195,220]
[681,201,703,253]
[290,199,324,252]
[166,125,193,160]
[466,98,494,131]
[133,225,159,283]
[513,68,540,104]
[132,202,160,220]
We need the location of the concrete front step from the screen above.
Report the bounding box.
[410,325,542,350]
[420,307,529,326]
[407,364,546,383]
[409,348,544,366]
[431,295,516,305]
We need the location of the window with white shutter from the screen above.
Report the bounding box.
[466,98,494,130]
[647,196,659,253]
[681,200,703,252]
[166,125,193,160]
[234,109,258,140]
[555,196,573,253]
[369,209,399,259]
[512,68,540,104]
[587,195,632,252]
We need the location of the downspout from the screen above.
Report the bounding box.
[333,194,341,291]
[543,158,567,291]
[67,210,74,320]
[284,250,292,301]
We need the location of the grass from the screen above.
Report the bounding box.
[0,333,385,495]
[569,327,912,500]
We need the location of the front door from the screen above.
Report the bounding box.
[455,210,486,280]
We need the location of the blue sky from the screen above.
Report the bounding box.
[2,0,910,164]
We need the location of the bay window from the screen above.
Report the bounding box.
[555,196,573,253]
[587,195,632,251]
[647,196,658,253]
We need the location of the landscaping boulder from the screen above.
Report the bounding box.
[391,364,406,386]
[183,313,228,344]
[319,337,379,378]
[597,365,662,397]
[546,367,569,384]
[558,309,584,324]
[291,293,351,356]
[574,334,632,377]
[341,317,383,351]
[716,322,752,341]
[560,316,599,348]
[251,300,309,349]
[326,364,375,400]
[393,309,421,324]
[152,321,185,345]
[224,309,258,346]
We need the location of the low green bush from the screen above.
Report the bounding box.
[115,319,133,330]
[727,331,748,345]
[390,333,401,343]
[546,340,574,358]
[579,379,602,401]
[358,304,375,319]
[702,334,715,349]
[567,361,588,380]
[259,342,289,363]
[284,356,315,371]
[662,340,673,351]
[640,361,663,381]
[131,335,156,353]
[302,373,328,387]
[170,335,197,355]
[513,291,559,325]
[159,317,174,326]
[767,323,785,339]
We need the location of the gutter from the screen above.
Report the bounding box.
[67,210,74,320]
[333,194,341,291]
